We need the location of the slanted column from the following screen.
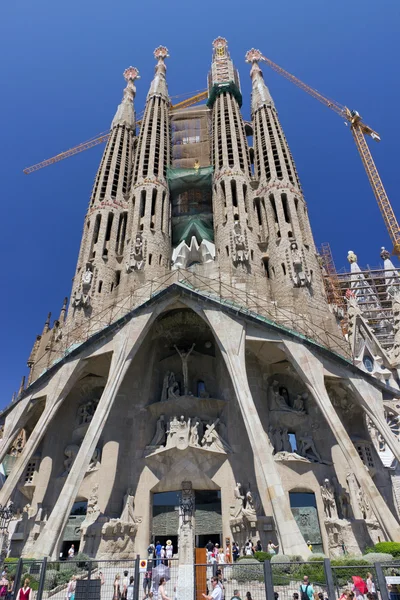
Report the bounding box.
[348,376,400,464]
[281,339,400,540]
[202,308,309,556]
[0,359,86,507]
[31,311,155,559]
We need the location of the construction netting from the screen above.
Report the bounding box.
[166,166,214,245]
[207,81,243,109]
[170,106,211,169]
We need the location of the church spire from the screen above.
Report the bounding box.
[111,66,140,129]
[148,46,169,99]
[245,49,274,113]
[209,37,240,90]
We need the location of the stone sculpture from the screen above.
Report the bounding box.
[62,444,80,476]
[320,478,338,520]
[88,448,101,472]
[269,381,307,413]
[9,429,27,457]
[166,416,180,448]
[190,419,200,446]
[201,419,231,452]
[77,398,99,426]
[149,415,167,446]
[162,371,180,400]
[72,291,90,308]
[82,267,93,286]
[231,223,249,264]
[174,344,195,395]
[298,432,322,463]
[282,428,293,453]
[290,241,311,288]
[120,489,135,523]
[126,233,145,272]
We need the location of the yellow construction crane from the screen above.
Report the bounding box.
[23,90,208,175]
[258,52,400,256]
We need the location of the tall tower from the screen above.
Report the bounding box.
[245,49,327,311]
[68,67,140,322]
[208,38,265,282]
[126,47,171,281]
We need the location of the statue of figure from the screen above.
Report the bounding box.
[120,489,135,523]
[282,428,293,453]
[298,432,322,462]
[127,234,145,271]
[357,487,373,520]
[63,444,80,476]
[335,481,351,520]
[77,399,98,425]
[149,415,167,446]
[269,381,291,411]
[167,372,180,399]
[320,478,338,520]
[166,416,180,448]
[293,393,307,413]
[190,419,200,446]
[201,420,229,452]
[10,429,27,456]
[87,447,101,472]
[176,415,190,449]
[161,371,170,402]
[82,267,93,286]
[242,490,259,522]
[231,482,245,518]
[232,223,249,263]
[290,241,311,287]
[174,344,195,395]
[269,425,283,453]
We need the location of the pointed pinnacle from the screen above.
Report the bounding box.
[123,66,140,82]
[245,48,263,63]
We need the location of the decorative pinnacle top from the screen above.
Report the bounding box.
[154,46,169,60]
[213,37,228,49]
[347,250,358,264]
[245,48,263,63]
[381,246,391,260]
[123,66,140,82]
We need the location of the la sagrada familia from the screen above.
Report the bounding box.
[2,38,400,565]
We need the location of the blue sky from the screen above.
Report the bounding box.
[0,0,399,405]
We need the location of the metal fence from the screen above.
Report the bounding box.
[1,557,393,600]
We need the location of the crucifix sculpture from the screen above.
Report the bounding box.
[174,343,195,395]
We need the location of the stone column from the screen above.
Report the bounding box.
[0,358,86,506]
[348,376,400,463]
[202,308,309,556]
[281,339,400,540]
[177,481,195,600]
[31,311,154,558]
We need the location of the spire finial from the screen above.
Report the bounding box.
[18,375,26,398]
[148,47,169,99]
[381,246,391,261]
[42,312,51,335]
[245,48,274,112]
[111,66,140,128]
[347,250,358,264]
[58,297,68,324]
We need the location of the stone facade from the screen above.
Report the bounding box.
[2,38,400,562]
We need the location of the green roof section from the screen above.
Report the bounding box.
[207,81,243,109]
[172,216,214,245]
[166,166,214,192]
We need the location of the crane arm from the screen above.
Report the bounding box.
[259,52,400,255]
[351,125,400,254]
[23,90,208,175]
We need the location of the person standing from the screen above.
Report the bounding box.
[127,577,135,600]
[166,540,173,567]
[267,541,278,555]
[231,591,241,600]
[121,571,129,600]
[206,540,214,562]
[244,540,253,556]
[155,541,162,566]
[67,544,75,560]
[113,574,121,600]
[202,577,222,600]
[15,579,32,600]
[143,561,153,597]
[65,576,76,600]
[158,578,171,600]
[366,573,376,596]
[255,541,262,552]
[300,576,314,600]
[232,543,239,562]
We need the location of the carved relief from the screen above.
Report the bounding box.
[230,482,260,533]
[286,241,312,288]
[126,233,146,272]
[320,478,338,520]
[161,371,180,401]
[62,444,101,476]
[9,429,27,457]
[147,415,230,454]
[231,223,249,264]
[269,380,307,413]
[298,432,322,463]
